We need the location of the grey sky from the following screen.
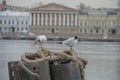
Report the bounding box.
[0,0,119,8]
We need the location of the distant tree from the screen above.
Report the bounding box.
[39,2,43,6]
[118,0,120,8]
[76,3,91,11]
[31,2,43,8]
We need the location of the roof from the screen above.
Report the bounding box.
[80,8,118,16]
[0,10,30,16]
[31,3,77,12]
[4,5,30,11]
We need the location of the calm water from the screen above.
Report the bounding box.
[0,40,120,80]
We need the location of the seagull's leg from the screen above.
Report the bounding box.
[39,43,40,48]
[39,42,43,48]
[41,44,42,48]
[70,46,72,50]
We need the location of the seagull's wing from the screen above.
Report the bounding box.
[40,35,47,42]
[62,37,74,45]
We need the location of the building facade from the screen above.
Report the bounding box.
[79,9,117,37]
[117,9,120,36]
[0,10,30,33]
[107,11,117,35]
[0,4,3,11]
[30,3,79,35]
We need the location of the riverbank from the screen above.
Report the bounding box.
[0,33,120,41]
[1,35,120,42]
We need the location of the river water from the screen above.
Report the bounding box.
[0,40,120,80]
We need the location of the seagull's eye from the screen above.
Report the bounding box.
[75,36,78,39]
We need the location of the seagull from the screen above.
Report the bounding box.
[59,36,78,50]
[34,35,47,48]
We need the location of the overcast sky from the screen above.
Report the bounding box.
[0,0,119,8]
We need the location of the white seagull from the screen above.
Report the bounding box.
[59,36,78,50]
[34,35,47,48]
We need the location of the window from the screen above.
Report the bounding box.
[4,8,7,10]
[102,29,104,33]
[26,27,28,30]
[84,29,86,33]
[9,27,10,30]
[102,21,105,26]
[21,27,23,31]
[96,20,99,26]
[108,20,110,26]
[96,29,99,33]
[4,20,6,24]
[9,20,10,24]
[0,20,2,24]
[80,21,82,26]
[84,21,87,26]
[22,21,24,25]
[17,27,19,31]
[113,20,116,26]
[12,20,14,24]
[26,21,28,25]
[0,27,1,32]
[91,29,92,33]
[4,27,6,31]
[108,30,110,33]
[17,20,19,24]
[80,29,82,32]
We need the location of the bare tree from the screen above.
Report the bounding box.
[118,0,120,8]
[76,3,91,11]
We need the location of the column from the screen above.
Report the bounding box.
[35,13,37,26]
[30,13,32,26]
[71,13,73,26]
[33,13,36,26]
[59,13,61,26]
[65,13,67,26]
[41,13,43,26]
[39,13,41,26]
[50,13,52,26]
[54,13,57,26]
[75,14,77,26]
[37,13,39,26]
[63,13,65,26]
[46,13,48,26]
[67,13,69,26]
